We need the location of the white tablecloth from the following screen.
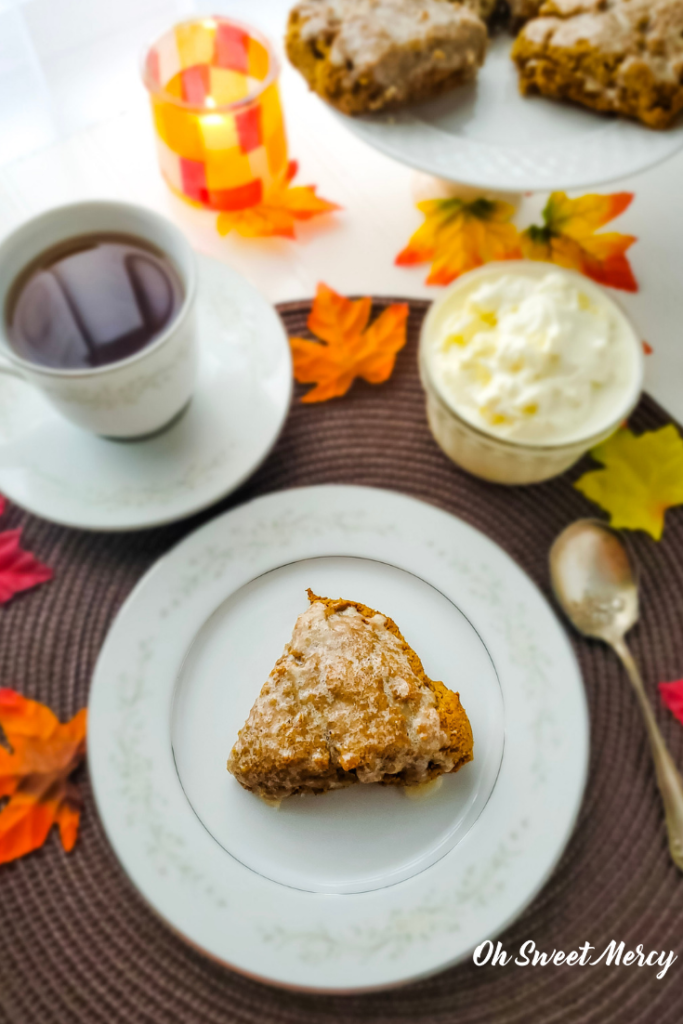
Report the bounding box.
[1,0,682,420]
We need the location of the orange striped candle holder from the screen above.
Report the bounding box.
[142,18,288,211]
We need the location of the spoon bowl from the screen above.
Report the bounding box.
[550,519,638,644]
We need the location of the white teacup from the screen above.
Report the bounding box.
[0,200,197,439]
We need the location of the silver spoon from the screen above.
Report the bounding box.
[550,518,683,871]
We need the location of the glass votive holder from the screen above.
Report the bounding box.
[142,17,288,211]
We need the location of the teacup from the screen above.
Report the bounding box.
[0,200,197,439]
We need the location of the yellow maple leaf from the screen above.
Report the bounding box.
[574,425,683,540]
[217,161,340,239]
[396,197,522,286]
[521,192,637,292]
[290,283,408,403]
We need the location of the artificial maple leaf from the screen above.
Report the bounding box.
[396,197,522,286]
[574,425,683,540]
[0,689,87,863]
[521,191,637,292]
[659,681,683,727]
[0,529,52,604]
[290,284,409,403]
[217,160,340,240]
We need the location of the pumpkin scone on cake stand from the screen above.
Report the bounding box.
[285,0,488,115]
[512,0,683,128]
[285,0,683,147]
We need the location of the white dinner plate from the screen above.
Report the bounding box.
[339,35,683,192]
[0,254,292,531]
[89,485,589,992]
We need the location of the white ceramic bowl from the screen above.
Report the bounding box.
[419,261,644,486]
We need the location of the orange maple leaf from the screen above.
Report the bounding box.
[290,284,409,403]
[217,161,340,240]
[396,197,522,286]
[521,192,637,292]
[0,689,87,864]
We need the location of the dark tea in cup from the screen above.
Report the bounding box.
[5,232,184,370]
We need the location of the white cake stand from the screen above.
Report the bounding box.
[338,35,683,194]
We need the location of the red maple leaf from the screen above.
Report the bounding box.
[0,530,52,604]
[659,680,683,727]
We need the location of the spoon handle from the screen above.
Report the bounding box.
[613,637,683,871]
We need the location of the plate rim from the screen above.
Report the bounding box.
[0,254,293,532]
[88,484,590,992]
[342,112,683,193]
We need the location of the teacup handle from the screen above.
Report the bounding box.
[0,352,25,381]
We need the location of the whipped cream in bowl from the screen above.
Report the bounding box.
[419,262,644,484]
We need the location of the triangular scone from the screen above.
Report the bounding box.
[285,0,488,116]
[227,590,473,801]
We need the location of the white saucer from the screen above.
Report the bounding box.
[89,485,589,991]
[0,255,292,531]
[339,34,683,192]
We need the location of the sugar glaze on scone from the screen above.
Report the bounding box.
[227,591,474,801]
[513,0,683,128]
[286,0,487,115]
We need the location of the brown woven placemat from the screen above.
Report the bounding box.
[1,298,682,1023]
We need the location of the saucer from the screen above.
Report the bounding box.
[0,255,292,531]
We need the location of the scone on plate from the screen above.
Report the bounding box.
[512,0,683,128]
[285,0,488,115]
[227,590,474,801]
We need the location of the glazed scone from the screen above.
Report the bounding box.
[286,0,487,115]
[227,591,474,801]
[512,0,683,128]
[507,0,544,27]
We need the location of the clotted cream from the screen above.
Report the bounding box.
[425,269,639,445]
